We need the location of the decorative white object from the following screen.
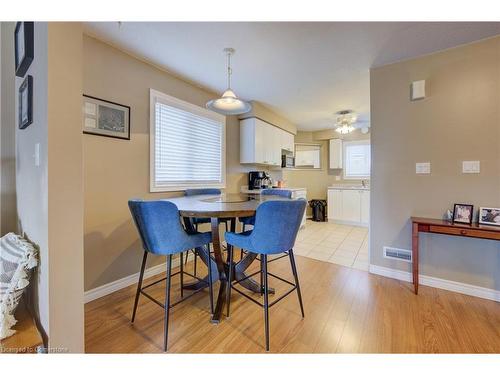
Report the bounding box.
[416,162,431,174]
[411,80,426,100]
[0,233,38,339]
[206,48,252,115]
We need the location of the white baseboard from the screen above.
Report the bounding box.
[84,253,193,304]
[327,218,368,227]
[369,264,500,302]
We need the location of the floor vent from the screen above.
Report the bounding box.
[383,246,412,263]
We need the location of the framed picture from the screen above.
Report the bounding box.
[478,207,500,226]
[14,22,34,78]
[452,203,474,225]
[18,75,33,129]
[82,95,130,140]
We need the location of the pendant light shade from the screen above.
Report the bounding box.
[206,48,252,115]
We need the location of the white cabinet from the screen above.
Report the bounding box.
[292,189,307,228]
[281,131,295,153]
[360,190,370,225]
[329,139,343,169]
[327,188,369,227]
[240,117,293,167]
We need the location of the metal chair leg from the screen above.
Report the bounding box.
[206,244,214,315]
[180,252,184,298]
[194,251,198,276]
[260,256,264,295]
[262,254,270,352]
[131,251,148,323]
[226,244,234,318]
[164,254,173,352]
[184,250,189,266]
[289,249,305,318]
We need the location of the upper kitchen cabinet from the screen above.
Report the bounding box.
[329,138,343,169]
[240,117,293,167]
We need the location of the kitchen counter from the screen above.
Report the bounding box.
[240,186,307,194]
[328,184,370,191]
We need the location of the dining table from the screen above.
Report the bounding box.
[164,192,290,323]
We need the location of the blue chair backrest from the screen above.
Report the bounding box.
[261,189,292,199]
[250,199,306,254]
[128,199,190,255]
[185,188,221,196]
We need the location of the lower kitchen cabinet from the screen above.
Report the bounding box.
[327,188,369,226]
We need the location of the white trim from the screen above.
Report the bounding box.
[149,88,226,193]
[327,219,369,227]
[84,253,194,304]
[369,264,500,302]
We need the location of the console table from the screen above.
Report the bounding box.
[411,217,500,294]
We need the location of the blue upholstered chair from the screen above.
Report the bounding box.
[184,188,231,275]
[225,199,306,351]
[239,189,293,259]
[128,199,214,352]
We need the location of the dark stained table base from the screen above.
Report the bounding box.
[182,217,274,323]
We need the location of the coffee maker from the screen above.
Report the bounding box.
[248,171,272,190]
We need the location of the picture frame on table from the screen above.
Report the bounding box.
[14,22,34,78]
[82,95,131,140]
[452,203,474,225]
[18,75,33,129]
[478,207,500,226]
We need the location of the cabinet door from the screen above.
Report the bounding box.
[281,131,294,153]
[360,190,370,225]
[328,189,343,220]
[341,190,361,222]
[292,190,307,227]
[329,139,343,169]
[271,126,281,166]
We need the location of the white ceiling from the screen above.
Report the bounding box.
[84,22,500,131]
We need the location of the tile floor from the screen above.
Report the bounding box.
[293,220,369,270]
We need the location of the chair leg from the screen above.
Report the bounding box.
[240,224,246,260]
[180,252,184,298]
[260,257,264,295]
[262,254,270,352]
[131,251,148,323]
[206,244,214,315]
[225,220,229,233]
[184,250,189,266]
[288,249,305,318]
[194,250,198,276]
[226,244,234,318]
[164,254,173,352]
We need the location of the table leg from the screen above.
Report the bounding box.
[412,222,419,295]
[210,217,227,324]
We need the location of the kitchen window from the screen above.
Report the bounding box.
[149,89,226,192]
[343,140,371,179]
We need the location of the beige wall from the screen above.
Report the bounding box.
[1,23,17,235]
[82,36,254,291]
[282,129,369,215]
[370,37,500,290]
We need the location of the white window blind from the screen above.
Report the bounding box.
[150,89,225,192]
[344,140,371,179]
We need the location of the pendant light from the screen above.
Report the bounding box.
[206,48,252,115]
[334,110,357,134]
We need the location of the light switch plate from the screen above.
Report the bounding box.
[34,143,40,167]
[462,160,480,174]
[416,162,430,174]
[411,80,426,101]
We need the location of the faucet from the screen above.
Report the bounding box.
[361,180,367,188]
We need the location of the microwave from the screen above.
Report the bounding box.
[281,154,295,168]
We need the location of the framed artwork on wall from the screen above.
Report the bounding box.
[14,22,34,78]
[82,95,131,140]
[18,75,33,129]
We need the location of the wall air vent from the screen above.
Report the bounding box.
[383,246,412,263]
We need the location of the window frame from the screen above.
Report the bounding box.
[343,139,371,180]
[149,89,226,192]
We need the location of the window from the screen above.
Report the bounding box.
[150,89,226,192]
[343,140,371,179]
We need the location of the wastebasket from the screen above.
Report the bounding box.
[309,199,327,222]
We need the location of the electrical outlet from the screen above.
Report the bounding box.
[462,161,480,174]
[416,162,430,174]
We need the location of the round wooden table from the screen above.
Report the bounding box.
[165,193,289,323]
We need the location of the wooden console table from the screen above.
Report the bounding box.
[411,217,500,294]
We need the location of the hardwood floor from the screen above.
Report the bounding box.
[85,255,500,353]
